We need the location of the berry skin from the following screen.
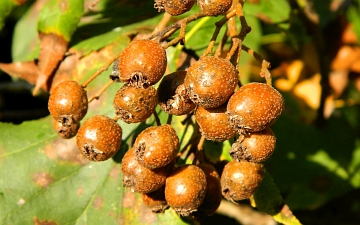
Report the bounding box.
[76,115,122,161]
[48,80,88,126]
[184,56,237,108]
[121,148,174,193]
[198,0,232,16]
[154,0,195,16]
[195,103,236,142]
[111,39,167,88]
[52,119,80,139]
[220,160,264,203]
[165,164,207,216]
[157,70,196,116]
[134,124,179,169]
[191,163,222,220]
[113,85,158,123]
[142,185,169,213]
[226,82,285,133]
[230,127,276,163]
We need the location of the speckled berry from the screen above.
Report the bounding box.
[76,115,122,161]
[48,80,88,126]
[113,85,158,123]
[165,164,207,216]
[230,127,276,163]
[227,82,284,133]
[134,124,179,169]
[52,118,80,139]
[157,70,196,115]
[195,103,236,142]
[184,56,237,108]
[142,185,169,213]
[111,39,167,88]
[121,148,174,193]
[198,0,232,16]
[154,0,195,16]
[221,160,264,203]
[191,163,222,219]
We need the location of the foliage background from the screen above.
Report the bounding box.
[0,0,360,224]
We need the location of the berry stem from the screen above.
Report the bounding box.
[88,80,114,103]
[82,53,121,88]
[166,114,172,125]
[193,135,206,165]
[163,21,187,48]
[202,8,237,57]
[148,12,207,43]
[153,110,161,126]
[241,45,272,85]
[215,27,229,57]
[152,12,172,36]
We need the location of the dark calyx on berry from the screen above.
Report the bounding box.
[154,0,196,16]
[113,85,158,123]
[221,160,264,203]
[184,56,237,108]
[121,148,174,193]
[53,119,80,139]
[195,103,236,142]
[48,80,88,127]
[226,82,285,133]
[76,115,122,161]
[112,39,167,88]
[165,164,207,216]
[157,70,195,115]
[230,127,276,163]
[134,124,179,169]
[198,0,233,16]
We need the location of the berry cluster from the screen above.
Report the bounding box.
[47,0,285,220]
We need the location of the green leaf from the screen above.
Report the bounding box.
[0,0,20,30]
[37,0,84,41]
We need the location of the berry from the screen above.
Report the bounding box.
[52,119,80,139]
[184,56,237,108]
[195,103,236,142]
[76,115,122,161]
[113,85,158,123]
[121,148,173,193]
[154,0,195,16]
[198,0,232,16]
[221,160,264,203]
[230,127,276,163]
[165,164,207,216]
[226,82,285,133]
[142,185,169,213]
[157,70,196,115]
[111,39,167,88]
[48,80,88,126]
[191,163,222,219]
[134,124,179,169]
